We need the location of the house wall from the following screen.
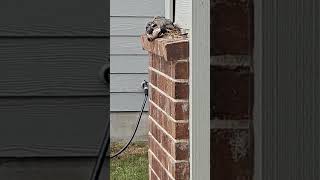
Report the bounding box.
[110,0,164,141]
[258,0,319,179]
[0,1,109,179]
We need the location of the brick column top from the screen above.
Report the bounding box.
[141,34,190,180]
[141,34,189,62]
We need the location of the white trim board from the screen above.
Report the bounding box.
[165,0,174,20]
[175,0,192,30]
[175,0,211,179]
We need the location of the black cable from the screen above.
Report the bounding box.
[89,121,110,180]
[110,81,148,159]
[109,94,148,159]
[89,81,148,180]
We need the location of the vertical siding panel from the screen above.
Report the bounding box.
[262,0,320,179]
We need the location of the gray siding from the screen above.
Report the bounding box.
[0,0,107,36]
[110,0,164,111]
[0,0,108,157]
[259,0,320,179]
[0,39,108,96]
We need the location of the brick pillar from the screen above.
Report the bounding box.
[210,0,254,180]
[141,35,190,180]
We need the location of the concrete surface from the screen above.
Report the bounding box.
[110,112,149,143]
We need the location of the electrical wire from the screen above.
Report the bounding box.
[89,81,148,180]
[109,94,148,159]
[89,121,110,180]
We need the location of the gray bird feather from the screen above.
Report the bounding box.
[145,16,182,41]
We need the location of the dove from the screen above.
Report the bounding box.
[145,16,184,41]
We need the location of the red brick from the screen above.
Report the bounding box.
[149,69,188,99]
[172,101,189,120]
[165,41,189,62]
[149,135,171,172]
[149,135,190,180]
[142,32,190,180]
[149,118,189,161]
[210,66,253,119]
[149,102,189,139]
[150,54,189,79]
[174,142,189,160]
[174,61,189,79]
[149,85,189,120]
[149,151,174,180]
[149,117,174,156]
[211,2,254,55]
[174,162,190,180]
[150,167,160,180]
[141,35,189,61]
[210,128,254,180]
[174,122,189,140]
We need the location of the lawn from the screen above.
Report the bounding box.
[110,142,149,180]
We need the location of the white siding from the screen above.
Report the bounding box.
[110,56,148,74]
[165,0,174,20]
[110,37,146,55]
[175,0,192,30]
[110,1,164,111]
[111,74,148,92]
[111,17,152,36]
[111,0,164,16]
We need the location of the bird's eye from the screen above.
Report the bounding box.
[152,24,157,27]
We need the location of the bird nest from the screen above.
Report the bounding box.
[145,16,188,41]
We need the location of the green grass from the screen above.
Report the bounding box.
[110,142,148,180]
